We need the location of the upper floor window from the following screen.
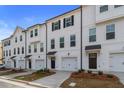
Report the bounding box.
[20,35,22,41]
[63,15,74,28]
[22,47,24,54]
[30,30,33,37]
[34,44,37,53]
[89,28,96,42]
[106,24,115,40]
[70,35,76,47]
[52,20,61,31]
[100,5,108,13]
[14,48,16,55]
[9,50,11,56]
[17,47,20,54]
[6,50,8,57]
[3,51,5,57]
[51,39,55,49]
[40,43,44,52]
[28,45,31,53]
[60,37,64,48]
[35,29,38,36]
[8,40,10,45]
[15,37,17,43]
[114,5,123,8]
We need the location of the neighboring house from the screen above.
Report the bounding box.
[2,5,124,72]
[0,43,3,64]
[26,24,46,70]
[2,27,26,69]
[46,7,81,71]
[82,5,124,72]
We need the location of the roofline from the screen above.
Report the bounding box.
[46,6,81,22]
[27,23,45,30]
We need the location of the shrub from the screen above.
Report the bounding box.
[107,74,113,78]
[78,69,85,73]
[78,69,82,73]
[44,68,50,72]
[98,71,103,75]
[87,70,92,74]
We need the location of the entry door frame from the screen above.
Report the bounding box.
[89,53,97,69]
[28,59,32,69]
[51,57,55,69]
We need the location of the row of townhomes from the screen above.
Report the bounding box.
[0,42,2,64]
[2,5,124,72]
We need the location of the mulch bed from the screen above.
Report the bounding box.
[71,72,119,81]
[0,69,26,76]
[15,71,55,81]
[0,67,11,71]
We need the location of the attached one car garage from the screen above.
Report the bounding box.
[61,57,78,71]
[109,53,124,72]
[35,59,45,70]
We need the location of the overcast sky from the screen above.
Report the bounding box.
[0,5,79,41]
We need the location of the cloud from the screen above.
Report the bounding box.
[0,20,8,28]
[24,16,36,23]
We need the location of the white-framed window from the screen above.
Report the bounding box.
[60,37,64,48]
[34,44,37,53]
[89,28,96,42]
[106,24,115,40]
[40,43,44,52]
[70,35,76,47]
[35,29,38,36]
[30,30,33,37]
[52,20,61,31]
[100,5,108,13]
[51,39,55,49]
[28,45,31,53]
[64,15,74,28]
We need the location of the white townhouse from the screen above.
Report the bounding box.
[2,27,26,69]
[82,5,124,72]
[46,7,81,71]
[2,5,124,72]
[25,24,46,70]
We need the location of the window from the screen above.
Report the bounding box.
[20,35,22,41]
[6,50,8,57]
[64,15,74,28]
[30,30,33,37]
[51,39,55,49]
[28,45,31,53]
[52,20,61,31]
[8,40,10,45]
[17,47,20,54]
[60,37,64,48]
[40,43,44,52]
[114,5,123,8]
[22,47,24,54]
[15,37,17,43]
[89,28,96,42]
[35,29,38,36]
[70,35,76,47]
[106,24,115,40]
[9,50,11,56]
[14,48,16,55]
[100,5,108,13]
[3,51,5,57]
[34,44,37,53]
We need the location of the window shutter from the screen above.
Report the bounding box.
[59,20,61,29]
[71,15,74,26]
[63,18,65,28]
[52,23,54,31]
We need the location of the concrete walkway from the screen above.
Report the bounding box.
[33,71,71,88]
[105,71,124,85]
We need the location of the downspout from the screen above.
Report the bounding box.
[25,31,27,69]
[45,23,48,69]
[80,5,83,70]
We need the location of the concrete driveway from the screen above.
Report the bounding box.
[105,71,124,85]
[33,71,71,88]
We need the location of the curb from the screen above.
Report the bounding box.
[0,76,49,88]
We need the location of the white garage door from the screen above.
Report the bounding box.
[18,60,25,69]
[62,57,78,71]
[110,53,124,72]
[35,59,44,70]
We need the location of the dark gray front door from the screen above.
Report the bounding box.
[51,57,55,69]
[89,53,97,69]
[29,59,32,69]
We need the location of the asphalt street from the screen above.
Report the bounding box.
[0,81,23,88]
